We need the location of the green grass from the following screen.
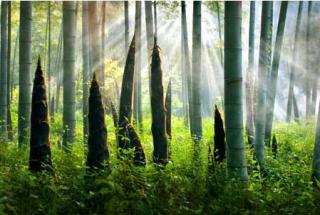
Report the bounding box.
[1,112,320,214]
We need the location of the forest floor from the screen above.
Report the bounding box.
[1,110,320,214]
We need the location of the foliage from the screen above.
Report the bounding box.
[157,0,179,18]
[1,108,320,214]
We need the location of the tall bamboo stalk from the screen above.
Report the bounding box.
[224,2,248,180]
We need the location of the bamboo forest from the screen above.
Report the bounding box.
[1,0,320,214]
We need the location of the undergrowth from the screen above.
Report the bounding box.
[0,113,320,214]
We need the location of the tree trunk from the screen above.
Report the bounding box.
[82,1,90,140]
[110,101,118,130]
[165,80,172,139]
[287,1,303,122]
[224,2,248,180]
[216,1,223,66]
[55,27,62,113]
[62,1,77,147]
[11,28,19,102]
[47,2,52,116]
[18,2,32,146]
[88,2,103,85]
[7,2,13,141]
[305,2,312,119]
[312,101,320,185]
[181,1,192,131]
[191,1,202,141]
[29,58,52,172]
[180,1,187,128]
[124,1,129,52]
[86,74,109,171]
[50,96,55,121]
[311,77,318,117]
[0,2,8,141]
[101,1,106,86]
[145,1,154,107]
[245,1,255,147]
[133,1,143,129]
[151,39,168,165]
[154,1,158,38]
[118,35,146,165]
[293,91,300,121]
[254,1,273,172]
[265,1,288,146]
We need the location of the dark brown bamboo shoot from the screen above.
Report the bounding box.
[214,105,226,162]
[150,38,168,164]
[272,134,278,158]
[29,57,52,172]
[118,34,146,165]
[86,73,109,171]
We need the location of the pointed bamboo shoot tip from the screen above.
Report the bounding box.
[154,36,157,47]
[37,56,41,68]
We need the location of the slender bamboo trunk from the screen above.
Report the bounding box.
[88,2,103,85]
[145,1,154,107]
[11,28,19,102]
[191,1,202,140]
[312,101,320,185]
[124,1,129,52]
[311,78,318,117]
[224,2,248,180]
[82,1,90,139]
[110,101,118,130]
[62,1,77,147]
[293,92,300,121]
[47,2,52,116]
[7,1,11,110]
[180,1,188,127]
[181,1,192,131]
[216,1,223,66]
[0,2,8,141]
[305,2,313,119]
[7,2,13,141]
[133,1,143,129]
[287,2,303,122]
[50,96,55,120]
[18,2,32,146]
[55,27,62,113]
[246,1,255,147]
[101,1,106,87]
[254,1,273,172]
[165,80,172,139]
[43,10,49,71]
[265,1,288,146]
[154,1,158,39]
